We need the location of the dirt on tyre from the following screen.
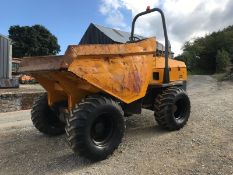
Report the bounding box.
[154,87,191,131]
[31,94,65,136]
[65,94,125,161]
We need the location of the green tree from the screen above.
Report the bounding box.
[216,49,230,73]
[180,25,233,74]
[9,25,60,58]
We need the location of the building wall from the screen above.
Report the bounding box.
[0,35,12,79]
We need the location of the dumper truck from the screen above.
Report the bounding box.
[19,7,191,161]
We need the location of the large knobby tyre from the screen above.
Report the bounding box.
[154,87,191,131]
[31,94,65,136]
[65,94,125,161]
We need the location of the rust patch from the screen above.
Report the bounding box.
[19,55,69,73]
[68,54,153,103]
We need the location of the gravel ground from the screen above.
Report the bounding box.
[0,75,233,175]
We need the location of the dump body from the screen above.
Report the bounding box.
[19,37,187,110]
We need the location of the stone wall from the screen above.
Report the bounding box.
[0,92,45,113]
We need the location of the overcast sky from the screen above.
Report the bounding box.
[99,0,233,55]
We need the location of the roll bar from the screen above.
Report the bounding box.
[129,7,170,83]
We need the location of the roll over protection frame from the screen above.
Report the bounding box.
[129,7,170,84]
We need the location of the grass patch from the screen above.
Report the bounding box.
[188,69,213,75]
[212,73,228,81]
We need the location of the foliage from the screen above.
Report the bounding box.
[216,49,230,73]
[9,25,60,58]
[176,25,233,74]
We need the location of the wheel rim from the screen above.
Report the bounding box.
[173,98,187,121]
[91,113,114,147]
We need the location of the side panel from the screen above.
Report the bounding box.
[68,55,154,104]
[150,57,187,84]
[0,36,11,79]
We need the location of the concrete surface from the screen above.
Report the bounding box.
[0,75,233,175]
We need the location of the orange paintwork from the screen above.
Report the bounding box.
[19,37,187,110]
[150,57,187,84]
[68,54,153,104]
[19,75,36,84]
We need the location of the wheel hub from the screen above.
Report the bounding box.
[91,114,114,146]
[173,98,187,120]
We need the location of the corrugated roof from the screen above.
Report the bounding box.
[79,23,172,54]
[0,34,12,43]
[0,34,10,40]
[93,23,145,43]
[92,24,166,51]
